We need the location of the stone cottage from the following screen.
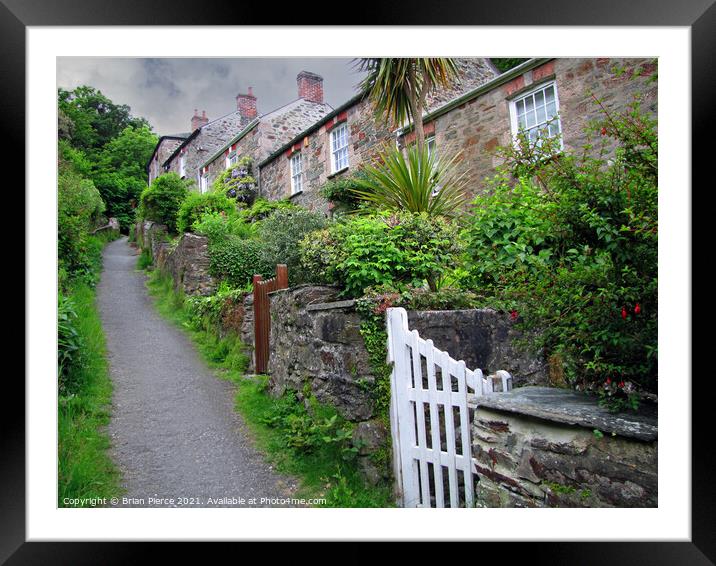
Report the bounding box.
[257,58,500,213]
[151,72,333,192]
[198,72,334,191]
[146,134,189,186]
[258,57,657,210]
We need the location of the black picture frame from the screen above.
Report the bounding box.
[9,0,708,561]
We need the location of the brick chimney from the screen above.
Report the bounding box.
[297,71,324,103]
[191,109,208,131]
[236,87,257,120]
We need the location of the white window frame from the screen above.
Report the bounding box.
[426,136,441,197]
[226,151,238,169]
[290,152,303,195]
[509,80,563,150]
[179,154,186,178]
[199,172,209,194]
[426,135,436,160]
[330,122,349,173]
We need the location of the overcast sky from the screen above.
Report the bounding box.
[57,58,368,136]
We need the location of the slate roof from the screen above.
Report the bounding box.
[200,98,333,168]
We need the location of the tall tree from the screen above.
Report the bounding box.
[58,85,150,153]
[356,58,459,151]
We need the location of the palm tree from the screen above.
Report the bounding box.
[351,143,469,217]
[355,58,459,152]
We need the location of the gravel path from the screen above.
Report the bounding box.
[98,237,300,507]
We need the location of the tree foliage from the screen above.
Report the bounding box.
[351,144,470,217]
[58,85,150,153]
[58,86,157,230]
[355,58,459,151]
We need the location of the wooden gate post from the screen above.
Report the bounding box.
[252,265,289,374]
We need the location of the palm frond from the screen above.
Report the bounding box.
[350,144,470,218]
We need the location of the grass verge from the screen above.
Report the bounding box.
[58,235,122,507]
[145,268,393,507]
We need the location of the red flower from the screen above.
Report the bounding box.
[634,303,641,315]
[510,310,519,321]
[621,307,628,320]
[618,381,625,388]
[606,377,612,385]
[600,127,607,136]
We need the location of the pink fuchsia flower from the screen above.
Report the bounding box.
[621,307,628,320]
[510,310,519,321]
[634,303,641,315]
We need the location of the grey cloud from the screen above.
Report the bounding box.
[57,57,367,136]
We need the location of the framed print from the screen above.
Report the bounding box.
[9,0,709,561]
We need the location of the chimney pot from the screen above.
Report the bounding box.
[297,71,324,103]
[191,109,209,132]
[236,89,258,120]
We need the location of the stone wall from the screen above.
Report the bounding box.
[267,286,376,421]
[471,386,657,507]
[158,233,217,297]
[135,221,217,297]
[407,309,548,386]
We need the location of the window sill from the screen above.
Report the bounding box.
[327,167,349,180]
[289,190,303,200]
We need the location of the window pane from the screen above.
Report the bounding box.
[525,109,536,128]
[524,95,534,114]
[545,86,555,102]
[546,101,556,119]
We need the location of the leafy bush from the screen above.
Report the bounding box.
[319,174,365,213]
[58,159,106,285]
[208,236,273,287]
[137,173,191,233]
[351,144,469,217]
[300,211,462,297]
[176,191,236,234]
[237,198,297,223]
[58,292,83,393]
[211,156,257,205]
[257,208,328,285]
[192,210,257,243]
[462,98,657,394]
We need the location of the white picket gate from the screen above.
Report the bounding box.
[386,307,513,508]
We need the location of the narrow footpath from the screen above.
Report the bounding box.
[98,237,298,507]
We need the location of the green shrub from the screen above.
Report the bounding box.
[137,173,191,233]
[351,144,469,217]
[462,97,657,394]
[238,198,298,223]
[300,211,462,297]
[192,210,257,243]
[319,174,365,213]
[257,208,328,285]
[58,159,106,284]
[208,236,273,287]
[176,191,236,234]
[211,155,257,205]
[57,292,83,393]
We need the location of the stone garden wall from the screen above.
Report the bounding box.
[471,386,657,507]
[407,309,548,386]
[135,222,217,297]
